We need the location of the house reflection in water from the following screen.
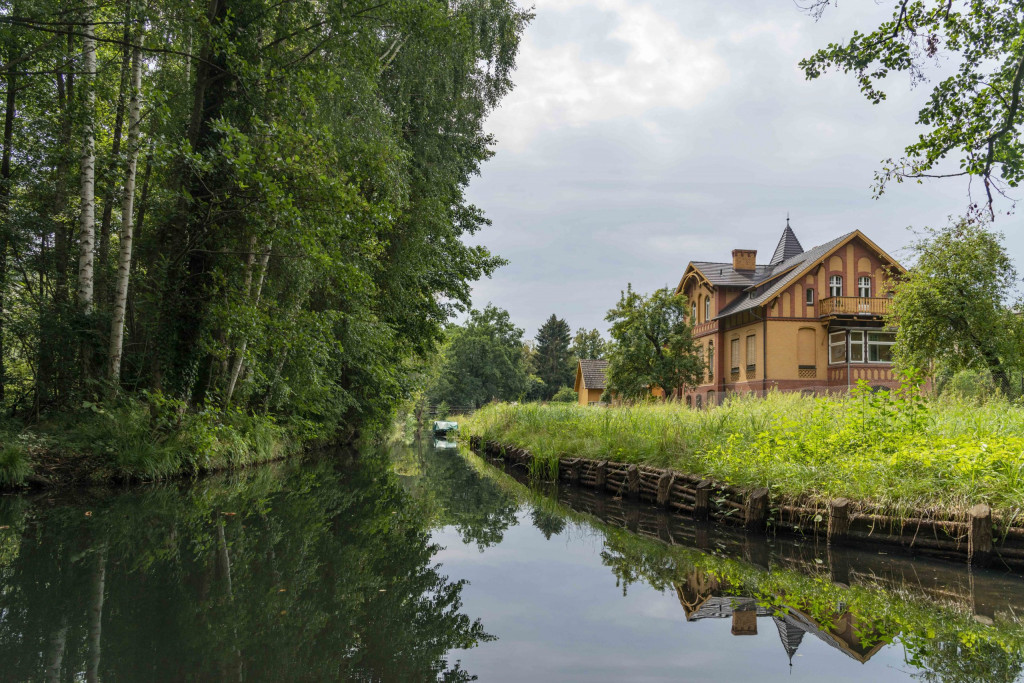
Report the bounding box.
[675,570,887,666]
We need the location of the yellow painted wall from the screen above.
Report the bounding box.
[763,320,828,381]
[578,388,603,405]
[722,322,762,383]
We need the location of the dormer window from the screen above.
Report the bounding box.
[858,276,871,298]
[829,275,842,298]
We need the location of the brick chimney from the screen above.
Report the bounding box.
[732,249,756,271]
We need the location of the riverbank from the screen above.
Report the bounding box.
[0,395,315,490]
[462,389,1024,520]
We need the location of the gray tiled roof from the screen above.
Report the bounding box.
[690,261,775,287]
[715,232,855,318]
[770,225,804,266]
[578,359,609,390]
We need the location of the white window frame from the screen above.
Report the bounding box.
[705,296,711,322]
[849,330,864,362]
[806,288,814,305]
[867,332,896,363]
[691,302,697,322]
[858,276,871,298]
[829,275,843,298]
[828,331,847,364]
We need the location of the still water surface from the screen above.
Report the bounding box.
[1,439,1023,681]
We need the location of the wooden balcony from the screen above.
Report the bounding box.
[693,320,719,336]
[820,297,890,318]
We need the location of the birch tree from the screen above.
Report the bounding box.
[76,10,96,313]
[108,43,142,384]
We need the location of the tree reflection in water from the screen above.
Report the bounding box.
[0,452,491,682]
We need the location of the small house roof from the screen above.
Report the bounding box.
[577,359,609,390]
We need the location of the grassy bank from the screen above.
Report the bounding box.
[463,387,1024,518]
[0,393,318,489]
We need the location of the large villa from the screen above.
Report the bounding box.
[675,221,905,406]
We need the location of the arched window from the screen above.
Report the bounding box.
[705,296,711,321]
[829,275,843,298]
[691,301,697,322]
[858,276,871,298]
[707,342,714,382]
[695,395,702,409]
[686,395,692,408]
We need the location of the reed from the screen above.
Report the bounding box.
[463,389,1024,517]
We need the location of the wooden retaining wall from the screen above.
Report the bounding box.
[467,435,1024,572]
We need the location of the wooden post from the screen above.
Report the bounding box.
[656,472,674,507]
[694,480,712,520]
[626,465,640,500]
[828,498,851,547]
[595,461,608,490]
[745,487,769,532]
[569,459,581,484]
[968,503,993,569]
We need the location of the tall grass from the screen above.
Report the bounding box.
[464,388,1024,516]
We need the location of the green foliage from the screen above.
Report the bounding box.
[428,305,530,408]
[464,380,1024,515]
[939,368,1000,403]
[570,327,607,361]
[534,314,573,398]
[605,285,704,400]
[0,440,28,487]
[0,0,532,449]
[890,218,1023,392]
[551,386,577,403]
[802,0,1024,210]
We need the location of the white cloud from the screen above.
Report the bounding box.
[490,0,728,150]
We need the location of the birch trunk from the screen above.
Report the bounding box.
[108,44,143,384]
[225,244,271,405]
[86,544,107,683]
[0,38,17,404]
[76,15,97,312]
[97,15,132,307]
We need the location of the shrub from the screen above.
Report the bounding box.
[551,386,577,403]
[0,441,29,487]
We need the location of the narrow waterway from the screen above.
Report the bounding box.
[1,438,1023,681]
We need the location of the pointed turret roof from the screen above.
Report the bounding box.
[773,615,806,665]
[769,218,804,266]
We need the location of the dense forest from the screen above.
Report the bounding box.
[0,1,530,446]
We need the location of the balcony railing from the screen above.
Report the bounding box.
[693,320,718,336]
[820,296,890,317]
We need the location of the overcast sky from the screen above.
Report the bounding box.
[464,0,1023,341]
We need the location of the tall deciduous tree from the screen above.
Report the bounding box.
[428,305,529,409]
[604,286,703,400]
[889,218,1023,393]
[802,1,1024,214]
[571,328,606,361]
[534,314,572,398]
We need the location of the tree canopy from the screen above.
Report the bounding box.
[0,0,531,437]
[604,286,703,401]
[428,305,529,409]
[534,314,573,399]
[889,218,1023,392]
[570,328,607,361]
[802,0,1024,214]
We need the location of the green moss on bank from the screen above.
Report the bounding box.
[0,394,318,489]
[463,388,1024,518]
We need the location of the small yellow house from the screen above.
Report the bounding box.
[574,359,608,406]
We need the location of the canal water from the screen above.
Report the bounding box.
[1,439,1023,681]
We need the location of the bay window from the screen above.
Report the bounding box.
[867,332,895,362]
[828,331,846,364]
[849,330,864,362]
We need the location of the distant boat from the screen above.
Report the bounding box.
[432,420,458,438]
